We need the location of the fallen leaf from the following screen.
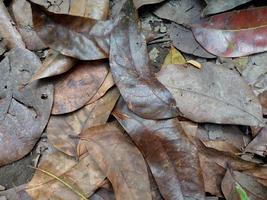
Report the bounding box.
[109,0,179,119]
[30,0,109,20]
[10,0,46,50]
[259,91,267,114]
[89,187,115,200]
[162,46,186,67]
[0,0,25,49]
[156,63,264,126]
[222,169,267,200]
[113,98,205,200]
[31,50,76,81]
[245,127,267,157]
[78,123,152,200]
[203,0,253,16]
[87,72,115,105]
[133,0,165,8]
[0,184,31,200]
[153,0,204,25]
[192,7,267,57]
[47,88,119,157]
[26,148,105,200]
[52,60,109,114]
[186,60,202,69]
[0,48,53,166]
[170,23,215,58]
[32,5,114,60]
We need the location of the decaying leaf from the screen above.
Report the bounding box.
[157,63,264,126]
[245,128,267,157]
[133,0,165,8]
[30,0,109,20]
[113,98,205,200]
[0,48,53,166]
[222,169,267,200]
[78,123,152,200]
[109,0,179,119]
[47,88,119,157]
[162,46,185,67]
[192,7,267,57]
[52,61,109,114]
[32,5,115,60]
[203,0,253,16]
[10,0,46,50]
[153,0,204,25]
[170,23,215,58]
[31,50,76,81]
[0,184,31,200]
[26,148,105,200]
[0,0,25,49]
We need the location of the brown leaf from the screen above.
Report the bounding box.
[47,88,120,157]
[89,187,115,200]
[52,60,109,114]
[0,184,31,200]
[157,63,264,126]
[10,0,46,50]
[0,48,53,166]
[0,1,25,49]
[170,23,215,59]
[113,98,205,200]
[30,0,109,20]
[245,127,267,157]
[78,123,152,200]
[259,91,267,115]
[222,169,267,200]
[32,5,114,60]
[133,0,165,8]
[26,148,105,200]
[191,7,267,57]
[109,0,179,119]
[31,50,76,81]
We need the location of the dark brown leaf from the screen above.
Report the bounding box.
[78,123,152,200]
[0,48,53,166]
[47,88,119,156]
[192,7,267,57]
[30,0,109,20]
[222,169,267,200]
[157,63,264,126]
[113,98,205,200]
[52,61,109,114]
[31,50,76,81]
[32,6,114,60]
[170,23,215,58]
[109,0,179,119]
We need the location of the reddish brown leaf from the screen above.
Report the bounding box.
[0,48,53,166]
[47,88,119,156]
[52,61,109,114]
[78,123,152,200]
[192,7,267,57]
[113,98,205,200]
[109,0,179,119]
[157,63,264,126]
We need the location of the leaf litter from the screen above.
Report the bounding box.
[0,0,267,200]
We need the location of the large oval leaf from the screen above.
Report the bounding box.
[157,63,264,126]
[192,7,267,57]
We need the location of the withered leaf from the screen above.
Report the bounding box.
[170,23,215,59]
[30,0,109,20]
[192,7,267,57]
[32,6,114,60]
[31,50,76,81]
[0,184,31,200]
[47,88,119,157]
[52,61,109,114]
[133,0,165,8]
[203,0,253,16]
[11,0,46,50]
[245,127,267,157]
[109,0,178,119]
[153,0,204,25]
[222,169,267,200]
[113,98,205,200]
[0,48,53,166]
[78,123,152,200]
[26,148,105,200]
[0,1,25,49]
[157,63,264,126]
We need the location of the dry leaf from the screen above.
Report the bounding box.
[162,46,185,67]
